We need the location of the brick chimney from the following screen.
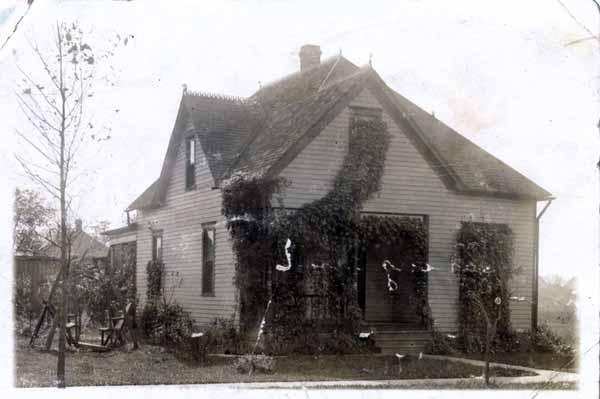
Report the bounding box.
[299,44,321,71]
[75,219,83,233]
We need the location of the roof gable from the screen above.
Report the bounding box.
[127,52,551,210]
[44,230,108,259]
[224,56,361,179]
[128,93,256,210]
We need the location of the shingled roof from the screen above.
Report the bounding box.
[127,51,550,210]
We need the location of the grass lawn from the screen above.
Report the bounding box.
[14,337,536,388]
[461,352,578,373]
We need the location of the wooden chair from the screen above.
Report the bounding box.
[65,313,80,347]
[99,303,132,348]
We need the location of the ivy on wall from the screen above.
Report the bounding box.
[223,117,429,341]
[146,259,164,303]
[453,221,515,353]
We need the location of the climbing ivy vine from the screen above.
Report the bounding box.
[453,221,515,353]
[223,117,429,345]
[146,259,164,304]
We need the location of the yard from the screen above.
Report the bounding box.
[15,336,576,389]
[14,338,529,387]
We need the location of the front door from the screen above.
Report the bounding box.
[359,242,421,328]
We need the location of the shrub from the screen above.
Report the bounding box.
[176,331,212,363]
[67,253,136,325]
[425,330,461,355]
[205,317,248,354]
[234,354,275,375]
[140,300,193,347]
[262,329,375,356]
[534,324,573,355]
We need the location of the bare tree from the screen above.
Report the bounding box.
[14,21,122,388]
[468,278,505,386]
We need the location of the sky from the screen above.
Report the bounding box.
[0,0,598,284]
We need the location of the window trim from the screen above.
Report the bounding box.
[201,223,216,296]
[152,230,163,262]
[185,136,196,191]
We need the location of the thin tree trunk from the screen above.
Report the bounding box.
[484,330,490,386]
[56,23,67,388]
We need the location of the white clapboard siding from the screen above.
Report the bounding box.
[277,88,536,332]
[136,119,237,327]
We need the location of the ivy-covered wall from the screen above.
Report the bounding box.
[223,116,431,336]
[454,221,515,352]
[276,88,537,332]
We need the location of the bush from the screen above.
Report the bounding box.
[176,331,212,363]
[68,254,136,325]
[262,329,375,355]
[425,330,461,355]
[234,354,275,375]
[205,317,248,354]
[534,324,573,355]
[140,300,193,347]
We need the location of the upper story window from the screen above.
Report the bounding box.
[152,231,163,262]
[185,136,196,190]
[202,223,216,296]
[349,105,383,122]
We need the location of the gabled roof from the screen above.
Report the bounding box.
[128,53,551,210]
[386,89,552,199]
[225,56,363,177]
[127,93,256,210]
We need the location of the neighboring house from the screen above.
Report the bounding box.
[102,222,137,272]
[15,219,108,316]
[114,45,552,350]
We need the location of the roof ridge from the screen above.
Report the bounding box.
[318,64,372,90]
[252,55,343,96]
[183,90,247,104]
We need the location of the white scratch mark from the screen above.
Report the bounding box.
[275,238,293,272]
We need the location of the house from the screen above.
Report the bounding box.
[102,222,137,273]
[109,44,552,352]
[15,219,108,316]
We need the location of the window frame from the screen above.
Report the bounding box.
[201,223,216,296]
[185,136,196,191]
[152,230,163,262]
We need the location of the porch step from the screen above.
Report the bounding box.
[372,330,432,355]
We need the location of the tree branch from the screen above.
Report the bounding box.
[16,65,63,116]
[14,155,61,201]
[15,128,59,167]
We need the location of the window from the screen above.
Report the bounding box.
[152,231,163,262]
[202,224,216,295]
[185,137,196,190]
[349,105,383,121]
